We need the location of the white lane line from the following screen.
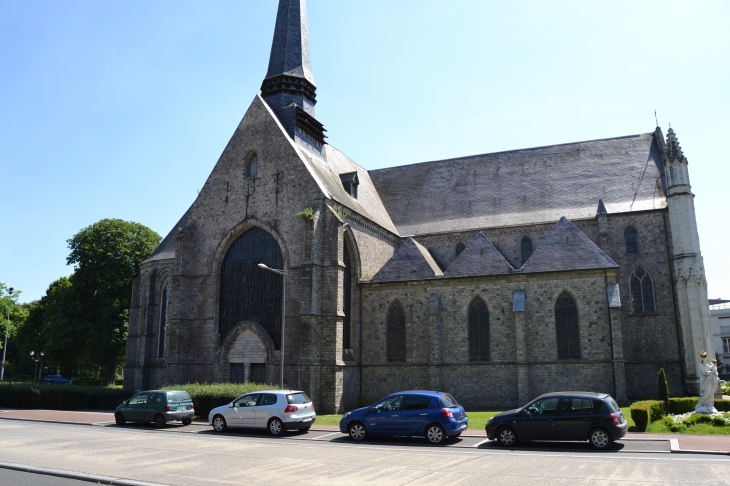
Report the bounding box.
[471,438,491,448]
[670,439,680,452]
[312,432,343,441]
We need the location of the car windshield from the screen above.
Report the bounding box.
[166,391,191,402]
[439,393,459,408]
[286,393,310,404]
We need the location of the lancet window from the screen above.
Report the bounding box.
[555,293,580,360]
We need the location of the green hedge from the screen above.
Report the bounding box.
[161,383,277,419]
[0,383,130,411]
[630,400,665,431]
[667,398,730,414]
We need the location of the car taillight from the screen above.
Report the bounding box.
[311,402,315,411]
[611,413,620,426]
[164,406,172,412]
[191,403,194,409]
[285,405,299,413]
[441,408,453,418]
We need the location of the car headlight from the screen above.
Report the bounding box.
[487,418,493,426]
[342,412,351,419]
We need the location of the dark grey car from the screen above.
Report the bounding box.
[485,392,628,449]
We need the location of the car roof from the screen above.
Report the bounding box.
[536,391,610,399]
[388,390,443,397]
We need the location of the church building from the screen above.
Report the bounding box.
[124,0,714,413]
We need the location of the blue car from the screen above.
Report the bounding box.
[43,375,73,385]
[339,391,468,444]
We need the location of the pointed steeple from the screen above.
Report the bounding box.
[596,199,608,216]
[261,0,326,146]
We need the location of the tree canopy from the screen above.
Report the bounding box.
[66,219,161,384]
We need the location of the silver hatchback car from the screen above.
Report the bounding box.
[208,390,316,435]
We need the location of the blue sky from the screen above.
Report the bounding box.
[1,0,728,303]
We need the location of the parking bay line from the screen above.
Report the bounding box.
[471,438,491,448]
[312,432,344,441]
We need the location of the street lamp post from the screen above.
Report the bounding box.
[30,351,43,383]
[1,287,14,381]
[257,263,286,390]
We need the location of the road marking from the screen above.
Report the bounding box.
[471,438,491,448]
[670,439,679,452]
[312,432,343,440]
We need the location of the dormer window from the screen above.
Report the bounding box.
[340,172,359,199]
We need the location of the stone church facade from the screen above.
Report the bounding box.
[124,0,714,413]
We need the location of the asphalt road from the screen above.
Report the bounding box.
[0,420,729,485]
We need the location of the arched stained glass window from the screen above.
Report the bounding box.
[386,302,406,362]
[157,279,170,359]
[456,243,465,258]
[343,241,353,350]
[219,227,283,348]
[624,227,638,254]
[468,298,490,361]
[521,237,533,264]
[555,293,580,360]
[248,153,258,178]
[630,267,655,313]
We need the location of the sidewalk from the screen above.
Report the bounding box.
[2,409,728,454]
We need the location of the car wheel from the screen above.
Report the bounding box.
[114,412,126,426]
[154,414,166,429]
[589,428,613,450]
[425,424,447,445]
[268,417,284,436]
[182,418,192,426]
[212,415,227,433]
[496,426,518,447]
[348,422,367,441]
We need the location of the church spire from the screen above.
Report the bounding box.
[261,0,326,146]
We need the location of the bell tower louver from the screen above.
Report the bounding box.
[261,0,326,146]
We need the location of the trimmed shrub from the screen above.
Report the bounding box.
[630,400,664,431]
[162,383,278,419]
[715,399,730,412]
[657,368,669,405]
[667,397,698,414]
[0,383,130,411]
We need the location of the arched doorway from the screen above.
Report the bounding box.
[221,322,275,384]
[219,227,284,349]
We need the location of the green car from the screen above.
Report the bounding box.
[115,390,194,428]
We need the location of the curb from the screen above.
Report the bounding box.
[0,416,113,427]
[0,462,168,486]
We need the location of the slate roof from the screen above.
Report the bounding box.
[369,132,666,235]
[442,232,514,278]
[300,143,398,234]
[144,211,190,264]
[521,217,618,274]
[265,0,314,84]
[370,238,443,283]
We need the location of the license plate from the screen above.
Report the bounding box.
[177,406,186,411]
[303,418,312,422]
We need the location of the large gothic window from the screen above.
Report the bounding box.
[521,237,534,264]
[386,302,406,362]
[630,267,655,313]
[343,242,353,350]
[468,298,490,361]
[219,227,284,348]
[624,227,639,254]
[157,279,170,359]
[555,293,580,360]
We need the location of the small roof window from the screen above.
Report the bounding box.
[339,172,359,199]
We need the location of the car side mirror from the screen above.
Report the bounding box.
[369,407,379,413]
[124,400,129,405]
[229,403,235,408]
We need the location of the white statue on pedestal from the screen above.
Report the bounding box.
[696,352,725,414]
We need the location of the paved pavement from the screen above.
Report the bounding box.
[1,419,729,485]
[2,409,729,454]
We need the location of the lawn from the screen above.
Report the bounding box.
[316,410,506,430]
[645,420,730,435]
